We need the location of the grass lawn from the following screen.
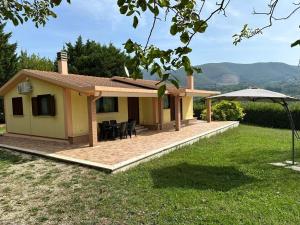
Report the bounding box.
[0,125,299,224]
[0,125,5,134]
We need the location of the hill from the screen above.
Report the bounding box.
[143,62,300,96]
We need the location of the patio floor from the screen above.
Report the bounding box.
[0,120,238,172]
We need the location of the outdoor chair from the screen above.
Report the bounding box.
[127,120,137,138]
[110,120,117,125]
[99,121,112,140]
[119,122,128,139]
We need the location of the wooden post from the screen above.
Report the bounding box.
[175,95,181,131]
[87,96,98,146]
[158,97,164,130]
[206,98,212,123]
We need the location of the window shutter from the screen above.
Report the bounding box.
[12,97,23,115]
[49,95,56,116]
[31,97,38,116]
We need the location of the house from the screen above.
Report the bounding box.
[0,52,218,147]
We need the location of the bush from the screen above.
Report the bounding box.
[242,102,300,129]
[193,98,206,119]
[201,101,245,121]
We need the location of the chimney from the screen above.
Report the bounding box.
[186,74,194,89]
[57,51,68,74]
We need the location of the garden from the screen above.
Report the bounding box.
[0,125,299,224]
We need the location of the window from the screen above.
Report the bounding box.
[32,94,56,116]
[163,95,170,109]
[12,97,23,116]
[96,97,118,113]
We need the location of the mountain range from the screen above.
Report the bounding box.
[143,62,300,97]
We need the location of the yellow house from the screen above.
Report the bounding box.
[0,52,218,147]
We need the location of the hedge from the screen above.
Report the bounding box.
[242,102,300,129]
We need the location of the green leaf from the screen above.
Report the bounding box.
[291,40,300,47]
[133,16,139,28]
[170,79,179,89]
[170,24,178,35]
[158,85,166,97]
[180,32,189,44]
[120,5,128,14]
[117,0,126,7]
[194,20,208,33]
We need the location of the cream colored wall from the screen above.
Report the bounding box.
[96,97,128,123]
[70,91,88,137]
[182,96,193,120]
[163,109,171,123]
[4,77,66,139]
[139,97,154,125]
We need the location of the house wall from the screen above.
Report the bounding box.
[70,90,88,137]
[139,97,154,125]
[4,77,66,139]
[163,109,171,123]
[96,97,128,123]
[182,96,193,120]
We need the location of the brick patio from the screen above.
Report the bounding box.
[0,120,238,172]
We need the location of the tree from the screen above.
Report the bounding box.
[18,51,54,71]
[0,23,18,87]
[62,36,142,78]
[118,0,300,95]
[1,0,298,93]
[0,0,70,27]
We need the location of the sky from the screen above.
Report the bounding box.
[5,0,300,66]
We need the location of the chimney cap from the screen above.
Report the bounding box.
[57,51,68,61]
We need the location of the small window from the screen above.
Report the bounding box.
[96,97,118,113]
[163,95,170,109]
[12,97,23,116]
[32,94,56,116]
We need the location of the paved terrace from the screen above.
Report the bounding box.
[0,120,238,173]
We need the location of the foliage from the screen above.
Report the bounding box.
[193,97,206,119]
[17,51,54,71]
[0,0,69,27]
[201,100,245,121]
[119,0,230,95]
[1,125,300,224]
[62,36,141,78]
[0,23,18,87]
[242,102,300,129]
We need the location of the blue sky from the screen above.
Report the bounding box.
[6,0,300,66]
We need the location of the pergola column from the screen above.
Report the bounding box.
[87,95,98,146]
[158,97,164,130]
[175,95,181,131]
[206,98,212,123]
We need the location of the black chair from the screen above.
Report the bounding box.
[99,121,111,140]
[119,122,128,139]
[127,120,137,138]
[110,120,117,125]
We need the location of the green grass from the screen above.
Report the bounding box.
[0,126,5,134]
[1,125,300,224]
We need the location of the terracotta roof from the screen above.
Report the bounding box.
[0,69,220,97]
[24,70,145,89]
[111,76,183,93]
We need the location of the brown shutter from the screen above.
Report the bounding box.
[31,97,38,116]
[12,97,23,115]
[49,95,56,116]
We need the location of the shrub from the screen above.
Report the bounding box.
[242,102,300,129]
[201,101,245,121]
[193,99,206,119]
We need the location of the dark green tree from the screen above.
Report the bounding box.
[0,23,18,86]
[63,36,141,78]
[18,50,54,71]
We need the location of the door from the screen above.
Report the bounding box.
[127,97,140,124]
